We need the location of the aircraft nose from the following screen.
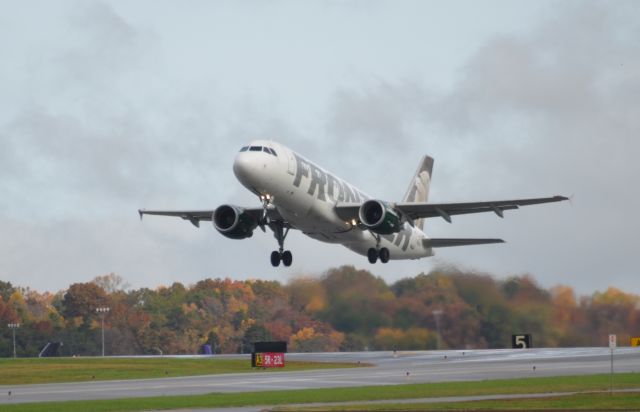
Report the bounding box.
[233,152,256,184]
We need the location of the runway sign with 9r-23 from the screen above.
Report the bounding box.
[254,352,285,368]
[512,334,532,349]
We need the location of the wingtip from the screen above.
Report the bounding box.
[138,209,144,220]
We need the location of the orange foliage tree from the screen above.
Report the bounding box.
[3,266,640,356]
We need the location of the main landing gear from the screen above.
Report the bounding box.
[271,250,292,267]
[367,247,390,264]
[367,233,390,264]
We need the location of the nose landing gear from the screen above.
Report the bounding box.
[258,194,294,268]
[269,220,292,267]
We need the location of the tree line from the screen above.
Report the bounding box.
[1,266,638,357]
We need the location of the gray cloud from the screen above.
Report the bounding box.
[1,1,638,294]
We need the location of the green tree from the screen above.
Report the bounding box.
[320,266,393,336]
[0,280,16,302]
[241,324,273,353]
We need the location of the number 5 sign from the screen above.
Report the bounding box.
[512,334,532,349]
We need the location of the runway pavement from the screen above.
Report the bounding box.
[1,347,639,405]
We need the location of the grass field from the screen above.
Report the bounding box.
[280,392,640,411]
[1,372,639,412]
[0,357,360,385]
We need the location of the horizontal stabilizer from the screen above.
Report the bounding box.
[423,238,505,248]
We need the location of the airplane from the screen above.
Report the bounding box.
[139,140,568,267]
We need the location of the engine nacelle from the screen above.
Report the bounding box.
[213,205,258,239]
[358,200,402,235]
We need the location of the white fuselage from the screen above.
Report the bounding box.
[233,140,433,260]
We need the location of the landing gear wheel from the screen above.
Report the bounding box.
[379,247,390,263]
[270,251,281,267]
[282,250,293,267]
[367,248,378,264]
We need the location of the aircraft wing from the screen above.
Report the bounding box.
[335,195,568,223]
[138,205,287,228]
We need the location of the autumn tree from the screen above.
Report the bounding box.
[62,283,109,325]
[583,287,640,346]
[549,285,586,346]
[287,277,326,314]
[289,327,344,352]
[320,266,393,338]
[502,275,554,347]
[373,327,436,350]
[4,264,640,356]
[0,280,16,302]
[392,271,484,349]
[92,273,130,293]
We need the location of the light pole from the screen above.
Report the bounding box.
[95,307,110,356]
[432,310,443,350]
[8,323,20,358]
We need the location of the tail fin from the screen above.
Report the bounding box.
[402,155,434,230]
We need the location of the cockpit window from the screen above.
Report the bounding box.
[262,147,278,156]
[243,145,277,156]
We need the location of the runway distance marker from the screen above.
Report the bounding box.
[512,334,532,349]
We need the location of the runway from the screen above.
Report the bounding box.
[1,347,639,405]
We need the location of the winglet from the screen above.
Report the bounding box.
[138,209,144,220]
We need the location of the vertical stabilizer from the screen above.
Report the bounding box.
[402,155,434,230]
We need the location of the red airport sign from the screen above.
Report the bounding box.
[255,352,285,368]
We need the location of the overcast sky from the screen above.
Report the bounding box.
[1,0,639,295]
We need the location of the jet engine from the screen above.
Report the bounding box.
[358,200,402,235]
[213,205,258,239]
